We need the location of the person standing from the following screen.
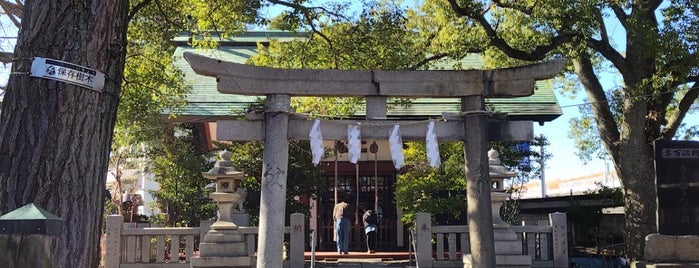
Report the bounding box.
[363,209,378,253]
[333,199,351,254]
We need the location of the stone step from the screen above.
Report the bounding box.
[494,240,524,255]
[198,242,248,257]
[463,254,532,268]
[632,261,699,268]
[204,231,244,243]
[190,256,254,267]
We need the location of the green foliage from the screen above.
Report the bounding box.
[396,137,549,225]
[112,2,192,151]
[148,125,217,227]
[213,140,325,226]
[396,141,467,224]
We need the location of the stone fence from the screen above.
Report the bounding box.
[413,212,568,268]
[103,213,306,268]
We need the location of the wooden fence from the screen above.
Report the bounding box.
[413,212,568,268]
[103,213,305,268]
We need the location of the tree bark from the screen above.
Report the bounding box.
[613,96,658,261]
[0,0,128,267]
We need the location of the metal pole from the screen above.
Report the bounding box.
[334,144,339,204]
[355,163,359,225]
[370,141,379,213]
[539,134,547,198]
[310,229,316,268]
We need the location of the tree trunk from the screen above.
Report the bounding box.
[0,0,128,267]
[612,95,658,261]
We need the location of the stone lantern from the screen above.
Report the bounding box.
[488,148,517,227]
[201,150,247,229]
[191,150,252,268]
[482,148,532,267]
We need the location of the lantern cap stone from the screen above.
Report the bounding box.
[203,150,244,178]
[488,148,518,178]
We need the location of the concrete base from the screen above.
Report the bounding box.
[644,234,699,262]
[190,256,254,268]
[191,227,252,267]
[463,254,532,268]
[461,227,532,267]
[632,261,699,268]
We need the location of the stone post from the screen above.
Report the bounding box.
[289,213,305,268]
[462,96,496,267]
[104,215,123,268]
[415,212,433,268]
[257,94,290,268]
[0,203,63,268]
[550,213,568,267]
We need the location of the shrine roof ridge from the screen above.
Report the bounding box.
[183,52,566,98]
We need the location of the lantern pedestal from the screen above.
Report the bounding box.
[191,151,252,268]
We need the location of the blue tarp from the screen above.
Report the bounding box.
[570,257,629,268]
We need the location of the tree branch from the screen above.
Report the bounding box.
[492,0,535,15]
[573,56,620,149]
[0,0,22,28]
[447,0,574,61]
[661,82,699,140]
[267,0,352,22]
[586,38,630,75]
[609,3,629,29]
[409,53,449,70]
[127,0,154,23]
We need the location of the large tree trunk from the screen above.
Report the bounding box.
[612,97,658,261]
[0,0,128,267]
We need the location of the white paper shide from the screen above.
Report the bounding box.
[426,121,441,167]
[347,124,361,164]
[309,119,324,166]
[389,124,404,170]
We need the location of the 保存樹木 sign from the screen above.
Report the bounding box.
[30,57,105,92]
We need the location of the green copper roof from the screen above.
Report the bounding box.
[0,203,61,220]
[170,31,561,124]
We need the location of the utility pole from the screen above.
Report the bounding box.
[539,134,547,198]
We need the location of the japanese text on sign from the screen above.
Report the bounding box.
[30,57,105,92]
[662,148,699,158]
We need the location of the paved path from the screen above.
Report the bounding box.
[310,258,414,267]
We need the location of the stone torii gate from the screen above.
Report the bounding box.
[184,52,565,268]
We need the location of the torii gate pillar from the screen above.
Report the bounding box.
[256,94,290,267]
[462,96,496,266]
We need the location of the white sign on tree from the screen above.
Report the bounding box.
[30,57,105,92]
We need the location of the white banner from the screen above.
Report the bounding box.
[426,121,441,167]
[309,119,324,166]
[30,57,105,91]
[389,124,404,170]
[347,124,361,164]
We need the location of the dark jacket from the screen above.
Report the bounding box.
[363,210,377,228]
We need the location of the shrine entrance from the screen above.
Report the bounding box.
[316,160,399,251]
[184,51,565,266]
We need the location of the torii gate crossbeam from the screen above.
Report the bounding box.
[184,52,565,268]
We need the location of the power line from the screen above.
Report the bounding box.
[558,86,696,109]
